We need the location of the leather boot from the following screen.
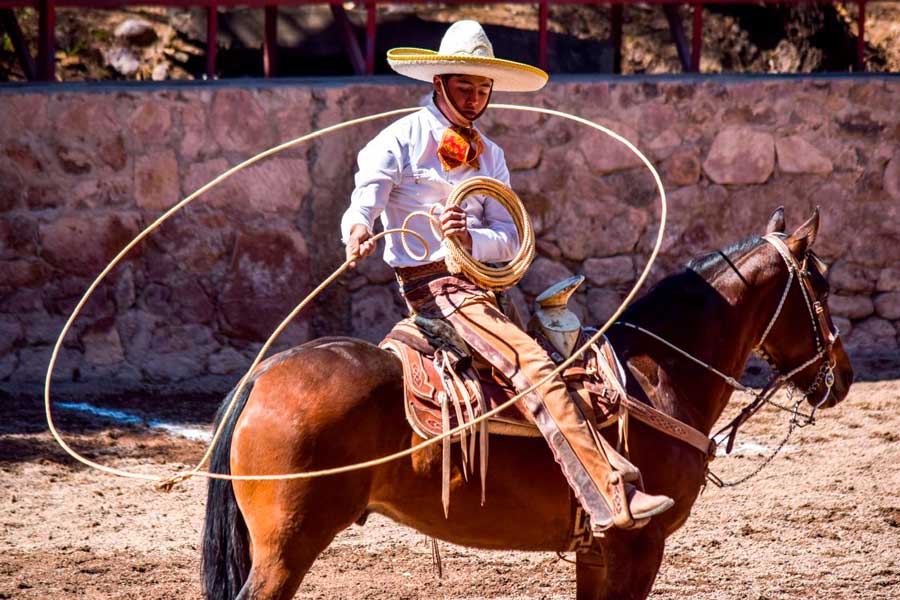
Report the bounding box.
[587,429,674,532]
[439,297,674,534]
[569,386,674,531]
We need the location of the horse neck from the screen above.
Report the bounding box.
[625,245,785,434]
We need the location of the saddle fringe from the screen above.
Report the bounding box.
[430,537,443,579]
[384,336,628,521]
[434,349,488,518]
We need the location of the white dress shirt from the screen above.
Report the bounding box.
[340,99,519,268]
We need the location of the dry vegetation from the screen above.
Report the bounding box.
[1,2,897,81]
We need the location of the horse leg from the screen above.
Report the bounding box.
[235,528,333,600]
[235,474,371,600]
[575,527,665,600]
[237,553,310,600]
[576,550,608,600]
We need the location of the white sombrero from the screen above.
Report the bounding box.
[387,20,548,93]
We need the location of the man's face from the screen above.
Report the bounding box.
[436,74,493,124]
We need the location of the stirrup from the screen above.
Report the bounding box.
[590,477,674,533]
[608,471,637,529]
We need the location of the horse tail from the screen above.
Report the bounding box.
[201,383,254,600]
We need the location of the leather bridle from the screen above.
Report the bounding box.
[615,232,844,473]
[706,233,841,464]
[753,233,840,412]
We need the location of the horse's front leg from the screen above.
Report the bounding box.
[576,550,608,600]
[575,525,665,600]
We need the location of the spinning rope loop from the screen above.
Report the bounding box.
[43,104,667,488]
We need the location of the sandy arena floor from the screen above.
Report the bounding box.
[1,376,899,599]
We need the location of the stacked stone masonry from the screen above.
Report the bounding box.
[1,77,898,393]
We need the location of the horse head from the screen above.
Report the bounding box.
[754,207,853,410]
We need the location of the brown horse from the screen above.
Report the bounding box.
[201,209,852,600]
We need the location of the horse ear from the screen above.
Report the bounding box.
[765,206,785,234]
[786,207,820,257]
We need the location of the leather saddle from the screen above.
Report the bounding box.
[379,315,628,443]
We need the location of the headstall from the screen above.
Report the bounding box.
[616,233,841,486]
[752,234,839,414]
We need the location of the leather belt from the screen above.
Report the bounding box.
[395,261,451,288]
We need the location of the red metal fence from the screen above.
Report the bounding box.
[0,0,886,82]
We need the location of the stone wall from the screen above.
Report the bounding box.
[1,76,898,396]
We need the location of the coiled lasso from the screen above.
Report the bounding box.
[401,176,535,291]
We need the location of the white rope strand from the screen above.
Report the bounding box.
[44,103,668,488]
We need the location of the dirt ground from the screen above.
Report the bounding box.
[1,372,899,599]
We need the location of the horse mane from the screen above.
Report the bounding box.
[621,236,765,323]
[684,236,764,280]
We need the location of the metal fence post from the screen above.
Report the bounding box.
[691,3,703,73]
[264,4,278,77]
[610,2,623,74]
[206,4,218,79]
[365,2,376,75]
[37,0,55,81]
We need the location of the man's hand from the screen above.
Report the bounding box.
[440,206,473,252]
[346,224,376,269]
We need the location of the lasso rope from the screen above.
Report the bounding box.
[397,175,535,292]
[442,176,535,291]
[43,103,667,488]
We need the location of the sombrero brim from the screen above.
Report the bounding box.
[387,48,548,92]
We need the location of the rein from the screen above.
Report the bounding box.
[615,234,840,487]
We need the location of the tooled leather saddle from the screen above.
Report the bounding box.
[379,315,628,442]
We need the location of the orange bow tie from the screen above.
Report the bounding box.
[437,126,484,171]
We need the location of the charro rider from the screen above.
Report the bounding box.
[341,20,673,533]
